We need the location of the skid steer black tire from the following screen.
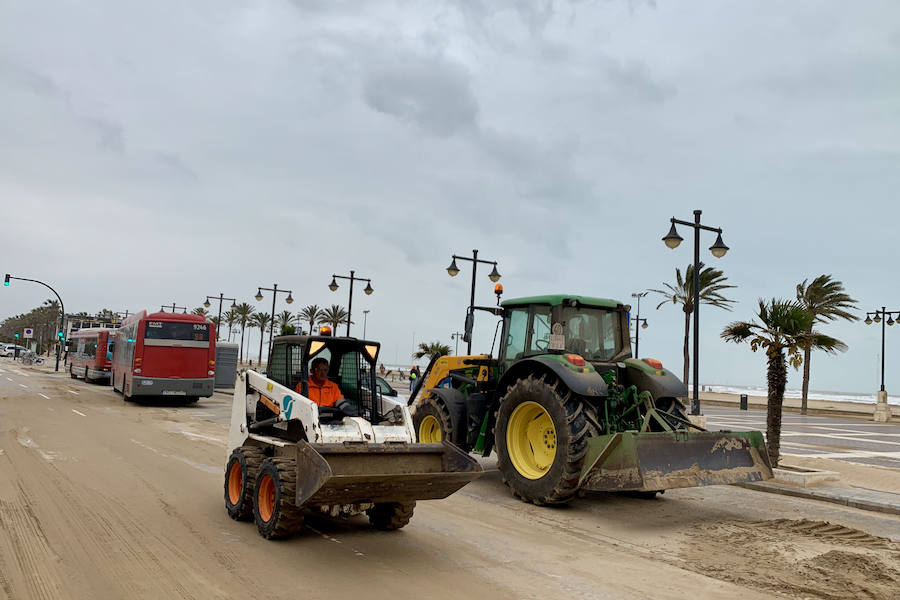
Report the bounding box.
[495,375,589,505]
[367,501,415,530]
[224,446,265,521]
[254,457,304,539]
[413,397,455,444]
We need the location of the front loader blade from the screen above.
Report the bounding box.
[579,430,772,493]
[294,440,483,507]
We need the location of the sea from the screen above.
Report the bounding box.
[702,384,900,407]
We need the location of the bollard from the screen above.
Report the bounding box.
[740,394,748,410]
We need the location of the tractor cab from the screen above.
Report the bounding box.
[265,334,383,424]
[498,295,630,367]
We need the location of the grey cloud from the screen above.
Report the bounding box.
[362,53,479,137]
[81,117,125,153]
[602,57,674,104]
[153,152,199,183]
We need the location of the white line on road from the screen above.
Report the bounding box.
[39,393,50,399]
[19,383,28,388]
[72,409,86,417]
[12,370,28,377]
[5,377,13,382]
[67,389,79,395]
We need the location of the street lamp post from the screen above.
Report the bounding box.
[662,210,729,415]
[4,273,66,372]
[254,284,294,361]
[362,310,371,339]
[630,292,649,359]
[328,271,374,337]
[446,249,501,354]
[450,331,464,355]
[864,307,900,393]
[204,293,237,341]
[161,303,187,314]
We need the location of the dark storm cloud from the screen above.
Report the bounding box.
[362,52,479,137]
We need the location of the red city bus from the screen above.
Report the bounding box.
[68,328,117,384]
[112,311,216,402]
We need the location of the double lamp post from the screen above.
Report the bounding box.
[328,271,374,337]
[662,210,729,416]
[203,293,237,341]
[865,307,898,422]
[255,284,293,361]
[446,249,501,354]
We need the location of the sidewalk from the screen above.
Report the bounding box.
[700,391,899,420]
[738,480,900,516]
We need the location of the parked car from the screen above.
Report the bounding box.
[376,375,409,404]
[0,344,29,357]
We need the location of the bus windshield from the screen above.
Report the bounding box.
[145,321,210,342]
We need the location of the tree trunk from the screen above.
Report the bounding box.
[239,325,245,364]
[258,327,265,366]
[682,307,691,389]
[801,346,811,415]
[765,349,787,467]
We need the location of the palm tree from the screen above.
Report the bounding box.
[210,316,222,335]
[251,312,271,365]
[300,305,323,335]
[322,305,351,333]
[721,299,846,467]
[412,341,451,362]
[276,310,295,335]
[224,308,238,342]
[650,262,737,387]
[796,275,859,414]
[192,307,209,317]
[234,303,255,363]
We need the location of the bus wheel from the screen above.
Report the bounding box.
[122,377,132,402]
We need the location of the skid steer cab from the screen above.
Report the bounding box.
[411,294,772,506]
[225,334,482,539]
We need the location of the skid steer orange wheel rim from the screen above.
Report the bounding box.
[227,462,243,505]
[418,415,442,443]
[506,401,557,480]
[257,474,275,522]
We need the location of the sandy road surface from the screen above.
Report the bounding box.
[1,365,899,599]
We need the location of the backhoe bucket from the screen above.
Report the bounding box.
[294,440,483,507]
[578,430,772,492]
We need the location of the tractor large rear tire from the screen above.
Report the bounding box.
[495,375,589,505]
[413,397,454,444]
[254,458,304,539]
[367,501,415,530]
[224,446,265,521]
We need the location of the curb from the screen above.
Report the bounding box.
[701,397,899,420]
[736,481,900,516]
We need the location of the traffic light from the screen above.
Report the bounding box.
[14,333,19,338]
[58,331,65,341]
[3,274,9,286]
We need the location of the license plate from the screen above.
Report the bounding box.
[162,390,187,396]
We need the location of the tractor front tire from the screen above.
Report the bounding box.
[367,501,415,530]
[413,397,454,444]
[495,375,589,505]
[224,446,265,521]
[254,458,304,539]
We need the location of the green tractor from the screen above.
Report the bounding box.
[410,294,772,504]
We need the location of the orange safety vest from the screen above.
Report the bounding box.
[296,378,344,408]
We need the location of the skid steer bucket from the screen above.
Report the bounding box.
[578,430,773,492]
[294,440,483,506]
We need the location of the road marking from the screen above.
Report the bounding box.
[67,389,79,395]
[5,377,13,382]
[12,370,28,377]
[72,409,86,417]
[39,393,50,399]
[178,430,225,444]
[19,383,28,388]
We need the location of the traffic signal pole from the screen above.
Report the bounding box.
[4,274,66,372]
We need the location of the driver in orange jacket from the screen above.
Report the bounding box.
[296,357,343,407]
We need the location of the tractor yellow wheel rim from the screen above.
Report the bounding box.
[418,415,442,443]
[506,401,557,480]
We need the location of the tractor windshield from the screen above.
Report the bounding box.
[559,306,624,361]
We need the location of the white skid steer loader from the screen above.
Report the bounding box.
[225,334,483,539]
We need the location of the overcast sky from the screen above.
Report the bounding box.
[2,1,899,396]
